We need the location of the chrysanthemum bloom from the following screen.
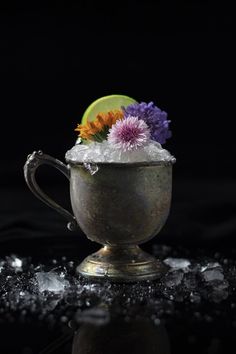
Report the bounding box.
[107,115,150,151]
[123,102,171,144]
[75,110,124,142]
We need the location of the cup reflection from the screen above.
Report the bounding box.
[72,319,170,354]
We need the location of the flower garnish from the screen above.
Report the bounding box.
[122,102,171,144]
[75,110,124,142]
[107,115,150,151]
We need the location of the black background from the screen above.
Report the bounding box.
[0,2,235,353]
[0,1,235,248]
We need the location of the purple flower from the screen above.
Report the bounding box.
[122,102,171,144]
[107,115,150,151]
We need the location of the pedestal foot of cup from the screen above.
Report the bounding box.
[77,245,168,282]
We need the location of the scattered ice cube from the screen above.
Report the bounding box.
[201,263,224,282]
[7,256,23,272]
[201,262,221,272]
[36,271,69,293]
[11,257,22,268]
[65,140,175,164]
[183,273,198,290]
[165,270,184,287]
[164,257,191,272]
[0,251,234,326]
[0,261,4,273]
[202,269,224,282]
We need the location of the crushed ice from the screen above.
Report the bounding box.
[36,271,69,293]
[201,267,224,282]
[6,255,23,272]
[65,140,176,164]
[164,257,191,271]
[83,162,99,175]
[0,248,235,326]
[10,256,23,270]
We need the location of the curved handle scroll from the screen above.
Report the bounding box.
[24,150,77,231]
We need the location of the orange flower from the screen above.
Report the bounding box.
[75,121,99,140]
[75,110,124,141]
[96,110,124,128]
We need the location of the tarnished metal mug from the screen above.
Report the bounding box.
[24,150,174,282]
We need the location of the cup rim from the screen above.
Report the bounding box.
[66,159,176,167]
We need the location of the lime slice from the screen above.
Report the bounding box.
[81,94,137,124]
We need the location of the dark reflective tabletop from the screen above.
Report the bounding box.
[1,239,236,354]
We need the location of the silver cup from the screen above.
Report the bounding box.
[24,150,174,282]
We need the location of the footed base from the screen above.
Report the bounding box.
[77,245,168,282]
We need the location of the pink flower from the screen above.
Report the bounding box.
[107,115,150,151]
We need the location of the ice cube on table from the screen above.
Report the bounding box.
[201,262,221,272]
[7,255,23,272]
[0,261,5,273]
[202,269,224,282]
[36,271,69,293]
[201,262,224,282]
[164,257,191,271]
[164,270,184,287]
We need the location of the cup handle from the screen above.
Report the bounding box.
[24,150,77,231]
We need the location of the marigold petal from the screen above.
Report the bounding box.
[75,109,124,141]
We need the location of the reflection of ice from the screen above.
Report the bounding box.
[36,271,69,293]
[164,258,191,271]
[190,292,201,303]
[76,307,110,326]
[210,280,229,303]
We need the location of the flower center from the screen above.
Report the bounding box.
[120,126,141,143]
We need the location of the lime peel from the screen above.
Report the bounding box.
[81,94,137,125]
